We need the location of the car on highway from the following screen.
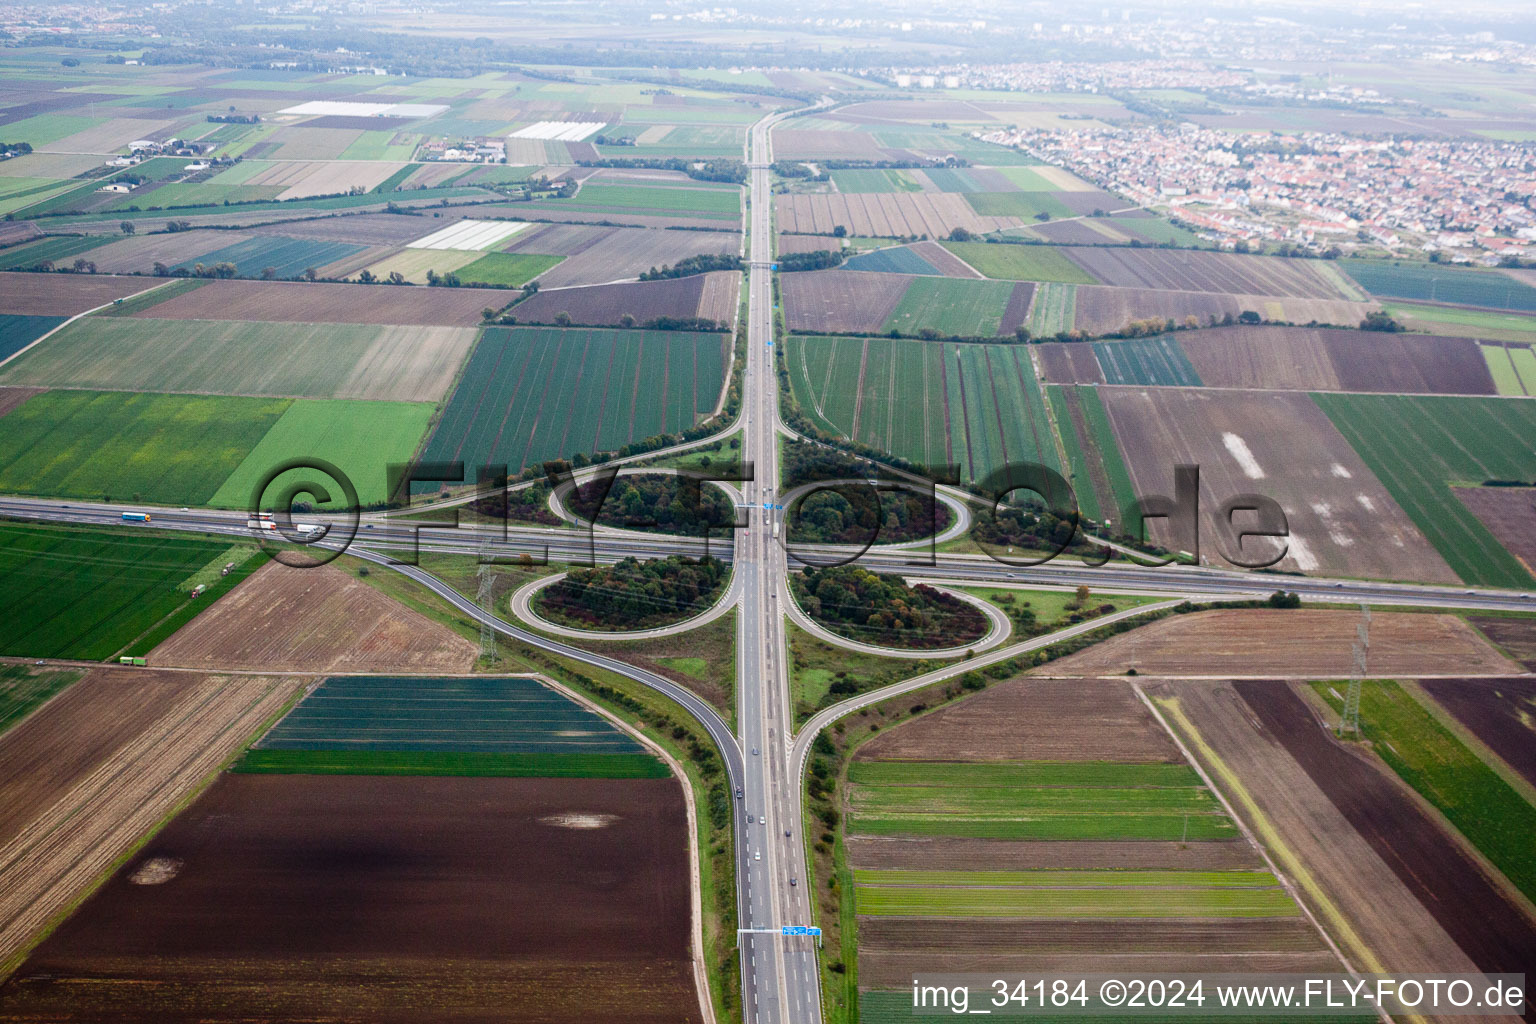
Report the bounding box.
[789,878,797,886]
[735,788,743,799]
[751,747,758,755]
[754,851,761,861]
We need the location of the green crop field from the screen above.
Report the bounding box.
[210,398,434,508]
[0,389,288,505]
[1027,282,1077,335]
[0,521,254,660]
[828,168,920,193]
[248,675,663,777]
[0,317,477,401]
[941,242,1098,284]
[848,759,1237,841]
[882,276,1019,337]
[855,882,1295,918]
[964,191,1075,221]
[456,251,563,287]
[1313,680,1536,905]
[533,181,741,219]
[1313,393,1536,587]
[1341,261,1536,312]
[340,130,419,161]
[171,235,365,279]
[417,326,727,480]
[1047,384,1138,525]
[0,235,113,271]
[1093,334,1202,386]
[1382,301,1536,344]
[0,314,65,362]
[0,664,82,735]
[1,113,105,146]
[786,335,1059,487]
[235,749,668,777]
[853,868,1278,887]
[1479,343,1535,396]
[844,246,939,275]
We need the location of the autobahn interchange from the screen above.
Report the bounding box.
[4,104,1536,1024]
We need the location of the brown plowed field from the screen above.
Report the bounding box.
[509,222,619,256]
[0,774,702,1024]
[1045,610,1516,678]
[1177,326,1495,394]
[1031,218,1133,245]
[1154,679,1490,984]
[0,273,156,315]
[151,561,478,673]
[780,269,910,334]
[861,917,1326,955]
[1455,488,1536,572]
[854,677,1182,762]
[1071,285,1376,336]
[909,240,983,278]
[72,231,242,274]
[998,281,1035,335]
[776,192,1020,238]
[510,270,738,328]
[1235,680,1536,980]
[1035,342,1105,383]
[127,278,521,325]
[1420,677,1536,787]
[845,836,1262,871]
[777,233,839,256]
[1099,386,1456,580]
[532,228,740,288]
[773,130,887,162]
[1468,616,1536,670]
[1064,247,1355,299]
[0,670,298,971]
[247,213,442,245]
[0,387,42,418]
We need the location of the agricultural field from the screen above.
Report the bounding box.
[508,270,739,328]
[1313,679,1536,903]
[1381,300,1536,344]
[169,234,367,279]
[361,246,481,284]
[208,397,434,507]
[775,192,1019,238]
[1092,335,1202,386]
[0,317,476,402]
[129,278,523,325]
[1468,617,1536,670]
[1480,341,1536,395]
[939,242,1098,284]
[0,314,64,363]
[1026,281,1077,335]
[0,389,288,506]
[72,230,248,275]
[1342,259,1536,311]
[785,335,1059,486]
[1046,384,1137,525]
[838,677,1334,1018]
[1069,284,1376,337]
[1420,675,1536,786]
[1153,680,1522,994]
[528,180,741,223]
[881,276,1029,338]
[0,521,263,660]
[406,218,531,250]
[0,272,155,315]
[508,224,741,288]
[0,669,299,972]
[1102,386,1457,581]
[153,561,478,673]
[829,168,920,193]
[1219,682,1536,981]
[0,235,113,271]
[843,246,943,275]
[0,774,702,1023]
[1066,247,1360,299]
[0,665,80,737]
[1314,393,1536,587]
[418,326,728,479]
[455,251,563,287]
[1046,609,1516,677]
[779,269,912,334]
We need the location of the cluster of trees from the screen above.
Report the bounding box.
[639,253,743,280]
[205,112,260,124]
[776,249,844,273]
[1359,311,1406,332]
[791,566,987,650]
[471,479,561,526]
[787,487,950,546]
[569,474,735,535]
[539,555,729,629]
[770,160,825,181]
[575,156,747,185]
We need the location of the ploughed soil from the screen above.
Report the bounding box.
[1469,615,1536,670]
[854,677,1182,762]
[0,774,701,1024]
[1419,676,1536,789]
[1234,680,1536,981]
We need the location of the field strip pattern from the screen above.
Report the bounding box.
[0,674,298,967]
[407,218,530,250]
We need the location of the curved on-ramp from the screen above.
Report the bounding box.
[780,572,1012,660]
